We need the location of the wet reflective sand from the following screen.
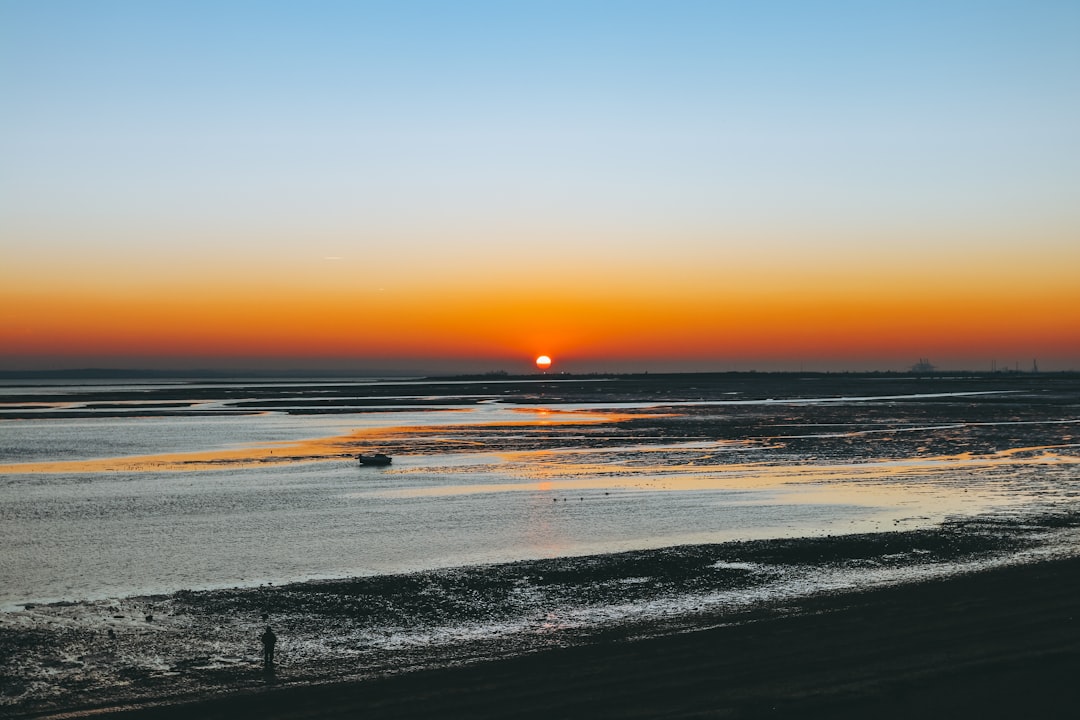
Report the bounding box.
[2,373,1079,715]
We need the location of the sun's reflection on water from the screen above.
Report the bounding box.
[0,406,654,473]
[345,441,1079,533]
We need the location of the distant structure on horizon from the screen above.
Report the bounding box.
[910,358,936,373]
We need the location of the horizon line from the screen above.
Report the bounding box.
[0,367,1075,381]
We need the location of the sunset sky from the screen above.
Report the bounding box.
[2,1,1078,374]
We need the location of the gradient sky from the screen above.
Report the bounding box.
[2,0,1078,374]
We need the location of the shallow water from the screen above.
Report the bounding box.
[2,375,1079,608]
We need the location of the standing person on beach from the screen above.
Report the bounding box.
[261,625,277,668]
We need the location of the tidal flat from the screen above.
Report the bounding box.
[2,372,1079,717]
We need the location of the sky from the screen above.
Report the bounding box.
[2,0,1079,374]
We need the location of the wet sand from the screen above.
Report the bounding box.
[6,373,1079,718]
[19,554,1080,719]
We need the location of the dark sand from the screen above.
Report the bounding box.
[7,374,1079,718]
[26,555,1080,720]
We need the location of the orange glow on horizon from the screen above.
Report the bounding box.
[2,250,1079,370]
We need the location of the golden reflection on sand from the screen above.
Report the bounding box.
[354,445,1080,501]
[0,408,653,474]
[0,437,354,474]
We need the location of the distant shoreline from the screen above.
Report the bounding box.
[1,368,1077,381]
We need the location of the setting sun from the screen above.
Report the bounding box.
[535,355,552,370]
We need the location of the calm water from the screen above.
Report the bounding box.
[2,376,1078,608]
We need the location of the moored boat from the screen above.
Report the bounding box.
[357,453,392,466]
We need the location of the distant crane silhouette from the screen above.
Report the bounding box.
[910,358,936,374]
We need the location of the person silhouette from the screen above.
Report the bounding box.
[261,625,277,668]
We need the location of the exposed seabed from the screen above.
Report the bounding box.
[3,510,1079,718]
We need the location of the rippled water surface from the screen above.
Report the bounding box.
[2,374,1078,607]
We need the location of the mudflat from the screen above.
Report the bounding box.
[38,555,1080,720]
[5,373,1079,718]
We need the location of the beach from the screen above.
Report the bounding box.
[4,511,1080,719]
[10,553,1080,719]
[3,373,1079,718]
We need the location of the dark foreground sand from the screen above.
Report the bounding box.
[32,555,1080,720]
